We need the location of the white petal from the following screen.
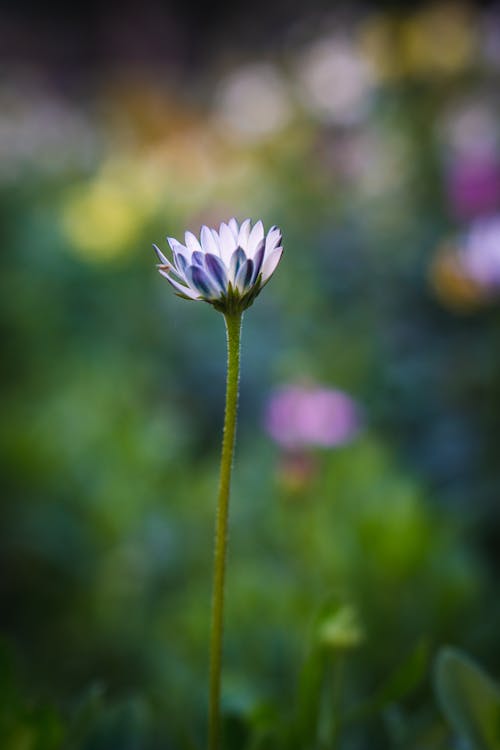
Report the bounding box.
[235,258,254,292]
[205,252,228,291]
[184,231,203,256]
[167,237,188,254]
[157,259,179,279]
[247,220,264,257]
[229,247,247,284]
[218,222,237,264]
[158,268,199,299]
[211,228,222,254]
[228,218,239,240]
[153,243,169,265]
[237,218,251,251]
[261,247,283,283]
[173,249,189,275]
[265,227,282,255]
[200,225,219,255]
[185,264,220,299]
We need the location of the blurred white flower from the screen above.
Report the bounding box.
[154,218,283,312]
[0,81,97,182]
[214,63,292,141]
[481,8,500,69]
[440,100,499,161]
[297,36,375,125]
[459,215,500,291]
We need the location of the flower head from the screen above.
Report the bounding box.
[154,218,283,313]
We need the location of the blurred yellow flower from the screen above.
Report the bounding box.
[359,15,402,80]
[60,151,171,260]
[401,3,476,77]
[61,179,146,260]
[361,3,476,80]
[430,244,484,311]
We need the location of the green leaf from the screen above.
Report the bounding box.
[435,647,500,750]
[374,639,429,708]
[27,706,66,750]
[345,639,429,724]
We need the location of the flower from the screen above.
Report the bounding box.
[214,63,292,141]
[265,385,362,450]
[459,215,500,291]
[296,36,375,126]
[154,218,283,313]
[430,216,500,311]
[429,245,484,312]
[446,157,500,220]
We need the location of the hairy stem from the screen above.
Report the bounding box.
[208,311,243,750]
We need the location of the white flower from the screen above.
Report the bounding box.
[215,64,292,141]
[154,218,283,313]
[297,37,374,126]
[459,215,500,289]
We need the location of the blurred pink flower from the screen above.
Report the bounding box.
[265,385,362,450]
[446,157,500,219]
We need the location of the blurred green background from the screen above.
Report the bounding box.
[1,1,500,747]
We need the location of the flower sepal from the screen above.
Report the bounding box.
[210,276,264,314]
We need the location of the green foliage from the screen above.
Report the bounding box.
[435,648,500,750]
[348,640,429,725]
[0,644,65,750]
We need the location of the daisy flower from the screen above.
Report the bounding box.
[154,217,283,313]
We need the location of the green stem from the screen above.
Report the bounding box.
[330,654,345,748]
[208,311,243,750]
